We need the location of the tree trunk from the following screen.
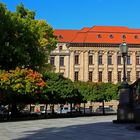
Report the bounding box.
[84,102,86,115]
[102,101,105,115]
[70,103,72,116]
[11,103,18,117]
[45,103,48,118]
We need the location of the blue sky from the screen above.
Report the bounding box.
[1,0,140,29]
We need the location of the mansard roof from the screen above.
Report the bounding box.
[54,26,140,44]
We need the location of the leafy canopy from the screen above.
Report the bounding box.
[0,2,57,71]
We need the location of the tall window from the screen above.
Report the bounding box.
[89,55,93,65]
[127,56,131,65]
[136,71,140,79]
[98,71,102,82]
[136,56,140,65]
[108,71,112,82]
[117,56,121,65]
[50,56,55,65]
[127,71,131,82]
[98,55,102,65]
[75,55,79,65]
[74,72,79,81]
[59,46,63,50]
[88,71,93,82]
[60,56,64,66]
[108,55,112,65]
[118,71,122,82]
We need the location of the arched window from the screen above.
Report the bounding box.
[97,34,102,38]
[109,34,114,39]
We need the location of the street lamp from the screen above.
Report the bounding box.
[119,42,128,84]
[117,42,134,122]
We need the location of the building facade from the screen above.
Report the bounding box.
[51,26,140,84]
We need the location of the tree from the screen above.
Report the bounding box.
[43,72,84,114]
[93,83,119,115]
[0,67,46,116]
[0,2,57,71]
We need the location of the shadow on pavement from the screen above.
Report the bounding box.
[13,121,140,140]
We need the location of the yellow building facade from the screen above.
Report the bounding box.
[51,26,140,84]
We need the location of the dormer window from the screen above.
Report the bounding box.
[134,35,138,39]
[58,35,63,39]
[109,34,114,39]
[122,35,126,39]
[97,34,102,38]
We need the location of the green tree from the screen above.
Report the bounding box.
[43,72,84,114]
[93,83,119,114]
[0,2,57,71]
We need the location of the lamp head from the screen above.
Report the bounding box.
[119,42,128,56]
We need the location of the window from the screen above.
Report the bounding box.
[97,34,102,38]
[109,34,114,39]
[50,56,55,65]
[134,35,138,39]
[59,46,63,50]
[108,71,112,82]
[74,72,79,81]
[127,71,131,82]
[118,71,122,82]
[136,56,140,65]
[108,55,112,65]
[75,55,79,65]
[117,56,121,65]
[98,71,102,82]
[122,35,126,39]
[59,35,63,39]
[127,56,131,65]
[98,55,102,65]
[89,55,93,65]
[136,71,140,79]
[88,71,93,82]
[60,56,64,66]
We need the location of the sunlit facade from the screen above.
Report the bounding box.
[50,26,140,84]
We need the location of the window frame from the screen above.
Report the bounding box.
[127,56,131,65]
[74,71,79,81]
[88,55,93,65]
[117,56,122,65]
[75,55,79,65]
[118,71,122,82]
[108,55,112,65]
[88,71,93,82]
[98,55,103,65]
[98,71,102,82]
[50,56,55,65]
[60,56,64,66]
[108,71,112,82]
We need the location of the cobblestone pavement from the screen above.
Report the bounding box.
[0,115,140,140]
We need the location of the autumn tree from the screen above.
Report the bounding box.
[0,67,46,116]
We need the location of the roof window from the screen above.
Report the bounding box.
[97,34,102,38]
[109,34,114,39]
[121,35,126,39]
[59,35,63,39]
[134,35,138,39]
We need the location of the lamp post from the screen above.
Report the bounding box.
[119,42,128,85]
[117,42,134,122]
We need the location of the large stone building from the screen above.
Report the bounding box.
[51,26,140,84]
